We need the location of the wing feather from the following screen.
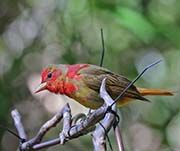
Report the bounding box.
[79,64,149,101]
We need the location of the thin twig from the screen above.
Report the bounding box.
[111,59,162,106]
[100,28,105,67]
[114,125,124,151]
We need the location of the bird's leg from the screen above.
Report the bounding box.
[87,109,92,116]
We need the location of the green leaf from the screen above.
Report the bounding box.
[159,25,180,48]
[115,7,157,43]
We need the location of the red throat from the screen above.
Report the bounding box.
[58,64,90,96]
[62,64,89,96]
[51,79,77,96]
[41,64,89,96]
[64,82,78,96]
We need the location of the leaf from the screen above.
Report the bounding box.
[115,7,157,43]
[159,25,180,48]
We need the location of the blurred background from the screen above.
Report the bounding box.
[0,0,180,150]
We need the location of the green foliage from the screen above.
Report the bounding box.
[115,7,157,43]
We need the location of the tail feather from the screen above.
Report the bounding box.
[137,87,174,96]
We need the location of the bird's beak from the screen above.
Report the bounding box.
[35,82,47,93]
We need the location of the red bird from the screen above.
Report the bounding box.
[35,64,173,109]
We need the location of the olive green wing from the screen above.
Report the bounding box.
[78,65,149,102]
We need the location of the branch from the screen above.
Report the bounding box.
[92,78,117,151]
[114,125,124,151]
[12,78,124,151]
[12,97,110,149]
[20,103,71,150]
[11,109,27,141]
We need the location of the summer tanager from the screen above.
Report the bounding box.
[35,64,173,109]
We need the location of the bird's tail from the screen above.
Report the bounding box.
[137,87,174,96]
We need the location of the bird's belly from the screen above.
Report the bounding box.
[69,89,136,109]
[67,84,135,109]
[69,89,104,109]
[116,97,134,107]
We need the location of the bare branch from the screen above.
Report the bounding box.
[12,78,124,151]
[92,78,117,151]
[20,103,70,150]
[71,113,86,126]
[114,125,124,151]
[59,105,72,144]
[11,109,27,141]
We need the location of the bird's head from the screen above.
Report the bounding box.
[35,65,63,94]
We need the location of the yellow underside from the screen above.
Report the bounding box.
[74,87,173,109]
[116,97,134,107]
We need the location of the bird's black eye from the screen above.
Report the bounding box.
[47,73,52,78]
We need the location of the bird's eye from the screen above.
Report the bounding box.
[47,73,52,79]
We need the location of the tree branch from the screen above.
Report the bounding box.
[92,78,117,151]
[11,109,27,141]
[20,103,70,150]
[114,125,124,151]
[11,78,124,151]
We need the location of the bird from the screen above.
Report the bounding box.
[35,64,173,109]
